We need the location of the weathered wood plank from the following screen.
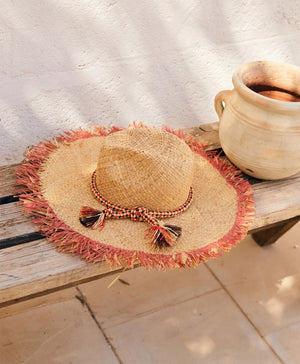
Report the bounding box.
[185,122,220,150]
[0,202,38,241]
[252,216,299,246]
[251,173,300,230]
[0,164,19,199]
[0,239,124,306]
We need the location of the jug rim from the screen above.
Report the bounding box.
[232,61,300,113]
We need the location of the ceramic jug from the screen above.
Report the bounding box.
[214,61,300,180]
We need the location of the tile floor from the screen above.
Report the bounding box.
[0,223,299,364]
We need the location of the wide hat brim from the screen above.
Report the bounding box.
[16,124,255,270]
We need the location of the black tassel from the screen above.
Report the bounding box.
[149,224,182,249]
[154,232,170,248]
[164,224,182,238]
[79,206,105,230]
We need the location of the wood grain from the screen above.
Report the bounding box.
[0,164,18,199]
[0,239,123,305]
[185,122,220,150]
[251,173,300,229]
[0,202,38,240]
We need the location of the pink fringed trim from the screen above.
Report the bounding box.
[15,123,255,270]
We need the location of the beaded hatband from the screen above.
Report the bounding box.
[79,170,194,248]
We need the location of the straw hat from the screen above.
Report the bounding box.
[16,123,255,270]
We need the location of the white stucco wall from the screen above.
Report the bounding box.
[0,0,300,165]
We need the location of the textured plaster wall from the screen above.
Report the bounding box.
[0,0,300,165]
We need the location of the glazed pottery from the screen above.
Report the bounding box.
[214,61,300,180]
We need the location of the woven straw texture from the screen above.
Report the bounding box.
[41,134,236,254]
[95,128,194,210]
[16,124,255,269]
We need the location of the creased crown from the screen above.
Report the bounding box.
[96,127,194,211]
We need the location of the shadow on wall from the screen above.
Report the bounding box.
[0,1,299,164]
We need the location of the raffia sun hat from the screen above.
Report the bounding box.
[16,123,255,270]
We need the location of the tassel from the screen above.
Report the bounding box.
[146,224,182,248]
[79,206,106,230]
[164,224,182,238]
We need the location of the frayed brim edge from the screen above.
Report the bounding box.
[15,123,255,270]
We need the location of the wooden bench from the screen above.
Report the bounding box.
[1,122,299,307]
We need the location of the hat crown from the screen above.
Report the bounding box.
[96,128,194,210]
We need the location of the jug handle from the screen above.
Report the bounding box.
[214,90,233,120]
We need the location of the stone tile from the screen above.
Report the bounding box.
[266,321,300,364]
[0,296,118,364]
[206,225,300,336]
[105,290,279,364]
[207,224,300,286]
[79,263,220,329]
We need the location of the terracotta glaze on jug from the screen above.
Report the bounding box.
[214,61,300,180]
